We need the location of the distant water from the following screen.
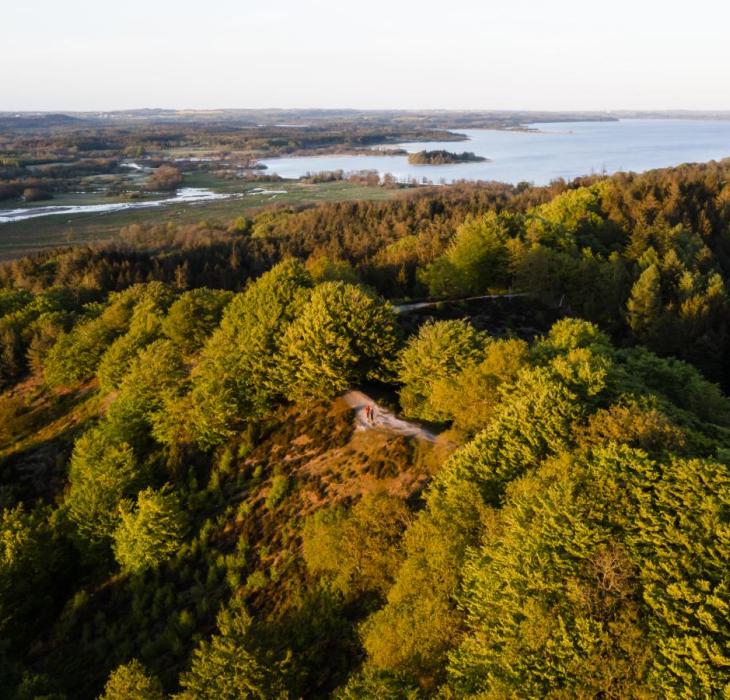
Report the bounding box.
[0,187,230,224]
[259,119,730,185]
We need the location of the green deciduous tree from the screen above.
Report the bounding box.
[359,488,482,682]
[43,283,173,387]
[162,287,233,354]
[66,426,141,543]
[420,213,510,297]
[176,600,287,699]
[449,453,651,698]
[99,659,164,700]
[303,493,411,596]
[96,283,175,391]
[398,319,487,421]
[25,310,70,377]
[427,337,529,434]
[335,668,422,699]
[305,254,360,284]
[0,505,61,648]
[280,281,400,400]
[187,259,312,448]
[449,445,730,699]
[527,183,618,251]
[112,486,186,574]
[106,339,188,448]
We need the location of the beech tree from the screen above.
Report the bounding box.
[187,259,312,447]
[397,319,487,421]
[427,337,530,435]
[96,285,174,391]
[0,505,60,648]
[420,213,510,297]
[176,600,287,699]
[44,283,173,387]
[105,338,188,448]
[66,426,140,543]
[161,288,233,354]
[113,487,186,574]
[449,445,730,699]
[280,281,400,400]
[526,183,617,250]
[100,660,164,700]
[302,493,411,597]
[335,669,422,699]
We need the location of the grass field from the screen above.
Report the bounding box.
[0,177,402,260]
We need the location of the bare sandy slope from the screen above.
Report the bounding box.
[342,390,437,442]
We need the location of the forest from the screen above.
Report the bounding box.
[0,157,729,698]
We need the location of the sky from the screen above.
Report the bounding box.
[4,0,730,112]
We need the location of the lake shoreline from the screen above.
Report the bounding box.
[258,119,730,186]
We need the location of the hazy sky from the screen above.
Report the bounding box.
[4,0,730,111]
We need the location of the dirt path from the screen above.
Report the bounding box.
[341,390,437,442]
[393,292,528,314]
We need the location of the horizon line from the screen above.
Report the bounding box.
[4,107,730,115]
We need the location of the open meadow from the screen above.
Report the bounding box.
[0,177,400,259]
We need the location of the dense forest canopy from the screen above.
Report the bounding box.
[1,158,730,698]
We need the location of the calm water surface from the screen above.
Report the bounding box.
[259,119,730,185]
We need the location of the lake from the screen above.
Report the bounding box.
[259,119,730,185]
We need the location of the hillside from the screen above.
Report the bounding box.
[0,160,729,698]
[1,378,439,697]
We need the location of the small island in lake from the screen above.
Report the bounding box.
[407,149,489,165]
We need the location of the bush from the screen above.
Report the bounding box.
[265,475,290,510]
[22,187,52,202]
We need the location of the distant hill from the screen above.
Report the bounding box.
[3,109,730,132]
[0,113,87,129]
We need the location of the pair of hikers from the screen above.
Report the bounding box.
[364,403,376,423]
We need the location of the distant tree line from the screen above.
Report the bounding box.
[407,150,487,165]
